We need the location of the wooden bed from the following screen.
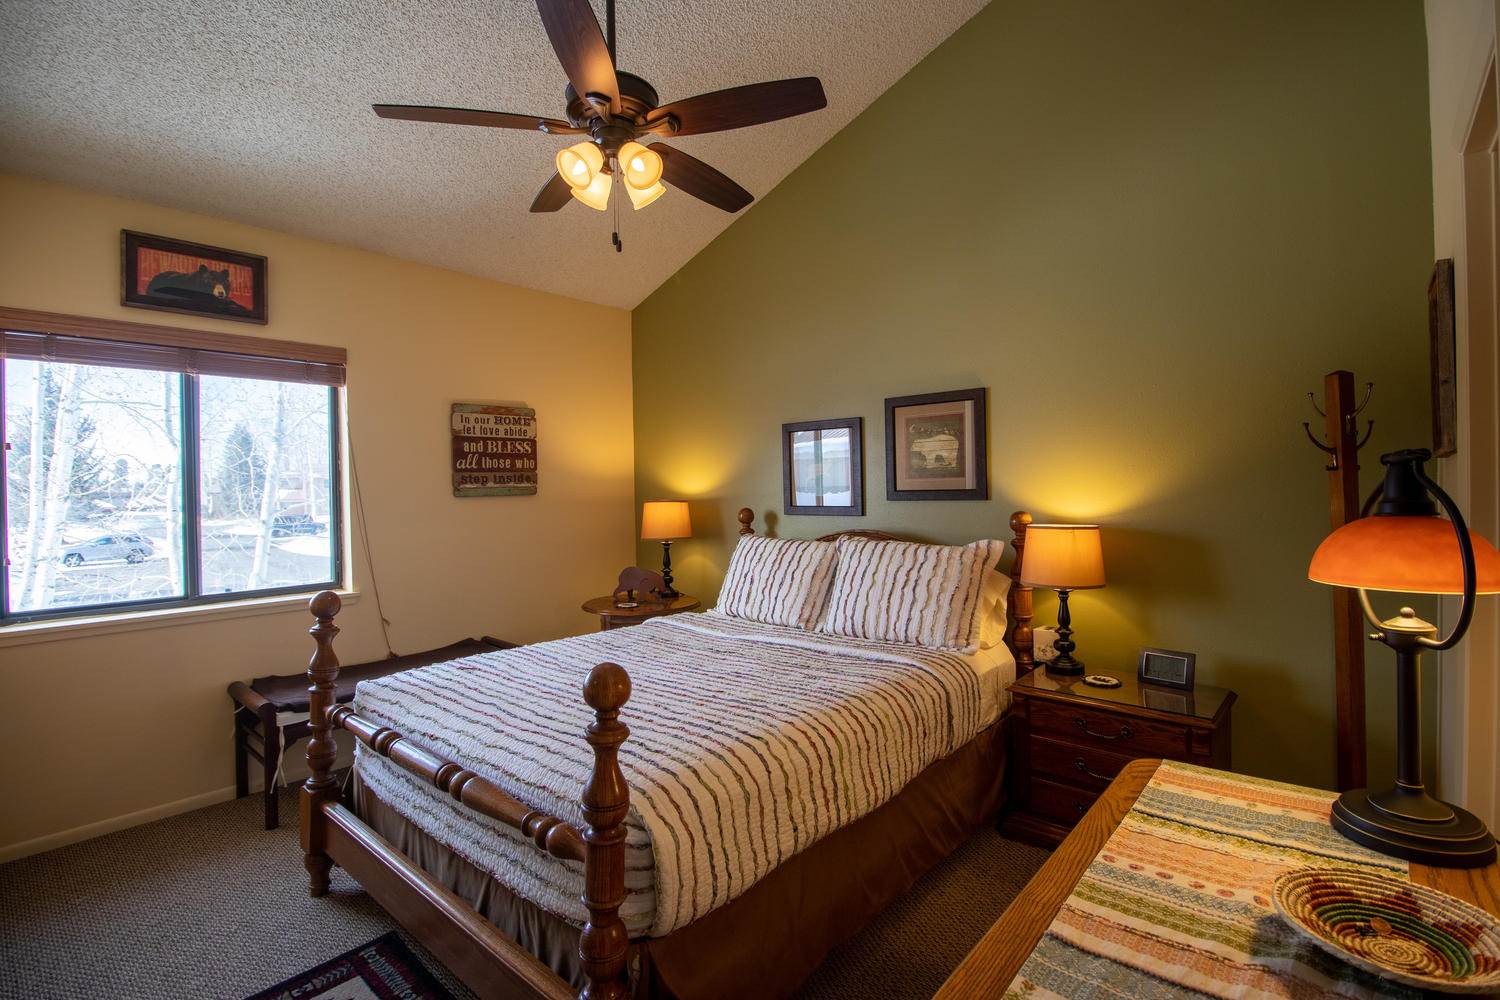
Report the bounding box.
[298,509,1036,1000]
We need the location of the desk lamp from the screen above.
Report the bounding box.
[1309,448,1500,866]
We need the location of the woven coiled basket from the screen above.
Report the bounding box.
[1273,867,1500,993]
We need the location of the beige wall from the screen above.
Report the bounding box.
[633,0,1435,789]
[0,173,634,858]
[1426,0,1500,821]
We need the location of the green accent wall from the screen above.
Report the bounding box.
[632,0,1434,788]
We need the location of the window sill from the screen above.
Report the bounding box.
[0,589,360,648]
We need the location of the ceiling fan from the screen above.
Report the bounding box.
[373,0,827,249]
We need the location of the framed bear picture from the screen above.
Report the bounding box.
[122,230,268,324]
[885,387,988,501]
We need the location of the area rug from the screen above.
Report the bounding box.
[244,931,454,1000]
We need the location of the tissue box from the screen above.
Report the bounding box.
[1032,625,1060,663]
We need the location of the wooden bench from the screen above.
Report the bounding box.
[228,636,514,829]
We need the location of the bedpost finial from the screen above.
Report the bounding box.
[738,507,755,536]
[1010,510,1032,535]
[584,661,632,714]
[309,590,342,621]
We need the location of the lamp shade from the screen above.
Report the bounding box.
[1020,524,1105,590]
[641,501,692,541]
[556,141,604,191]
[569,168,612,211]
[618,141,664,189]
[1308,515,1500,595]
[626,180,665,210]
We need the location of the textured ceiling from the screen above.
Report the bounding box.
[0,0,987,309]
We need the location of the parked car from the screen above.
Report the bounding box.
[271,513,326,538]
[60,533,154,567]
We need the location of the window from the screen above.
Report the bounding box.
[1,312,346,623]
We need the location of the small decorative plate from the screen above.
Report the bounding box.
[1081,674,1121,688]
[1273,867,1500,992]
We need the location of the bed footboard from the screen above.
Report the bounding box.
[299,591,632,1000]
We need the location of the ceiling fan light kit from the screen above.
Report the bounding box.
[372,0,827,247]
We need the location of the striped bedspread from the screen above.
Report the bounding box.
[352,611,989,937]
[1008,761,1416,999]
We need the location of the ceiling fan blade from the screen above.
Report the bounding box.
[530,172,574,212]
[654,144,753,213]
[373,104,581,133]
[646,78,826,137]
[535,0,620,114]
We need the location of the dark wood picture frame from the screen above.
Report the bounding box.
[1138,647,1196,690]
[122,230,268,325]
[782,416,864,516]
[885,387,988,501]
[1429,258,1457,457]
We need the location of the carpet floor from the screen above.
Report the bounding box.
[0,785,1049,999]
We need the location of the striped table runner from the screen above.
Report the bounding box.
[1007,761,1421,999]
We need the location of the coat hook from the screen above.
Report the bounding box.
[1302,421,1338,471]
[1306,392,1327,418]
[1351,382,1374,417]
[1354,419,1374,451]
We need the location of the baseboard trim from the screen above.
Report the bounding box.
[0,783,242,864]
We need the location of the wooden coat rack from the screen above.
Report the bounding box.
[1302,370,1374,791]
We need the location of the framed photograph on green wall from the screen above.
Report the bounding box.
[782,417,863,516]
[885,388,987,501]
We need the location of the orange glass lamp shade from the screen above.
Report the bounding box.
[640,501,691,540]
[1309,516,1500,595]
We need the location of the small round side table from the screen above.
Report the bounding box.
[581,594,700,631]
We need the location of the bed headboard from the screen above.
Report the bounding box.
[734,508,1035,674]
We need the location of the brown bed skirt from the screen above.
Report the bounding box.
[354,716,1009,1000]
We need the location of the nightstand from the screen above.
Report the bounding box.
[1003,668,1235,846]
[581,593,700,631]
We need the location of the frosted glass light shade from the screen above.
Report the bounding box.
[641,501,691,540]
[627,181,665,210]
[1309,515,1500,595]
[556,141,604,191]
[569,169,612,211]
[1020,524,1105,590]
[619,141,664,189]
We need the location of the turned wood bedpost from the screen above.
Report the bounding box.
[579,662,632,1000]
[301,590,342,896]
[738,507,755,536]
[1008,512,1034,675]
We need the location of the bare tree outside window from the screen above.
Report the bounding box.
[199,375,334,595]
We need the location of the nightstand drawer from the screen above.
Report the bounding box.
[1030,735,1135,792]
[1026,777,1098,828]
[1028,699,1188,757]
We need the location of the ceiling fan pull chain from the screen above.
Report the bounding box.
[612,157,623,252]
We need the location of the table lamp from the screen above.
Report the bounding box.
[641,501,691,600]
[1309,448,1500,866]
[1020,524,1106,676]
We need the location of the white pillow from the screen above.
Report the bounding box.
[816,536,1007,651]
[715,535,838,629]
[977,570,1010,650]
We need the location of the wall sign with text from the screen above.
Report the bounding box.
[451,403,538,497]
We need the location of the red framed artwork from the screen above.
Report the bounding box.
[121,230,268,324]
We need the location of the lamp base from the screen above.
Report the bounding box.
[1331,787,1496,868]
[1043,654,1085,677]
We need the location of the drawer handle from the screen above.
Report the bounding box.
[1074,758,1114,782]
[1073,717,1133,742]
